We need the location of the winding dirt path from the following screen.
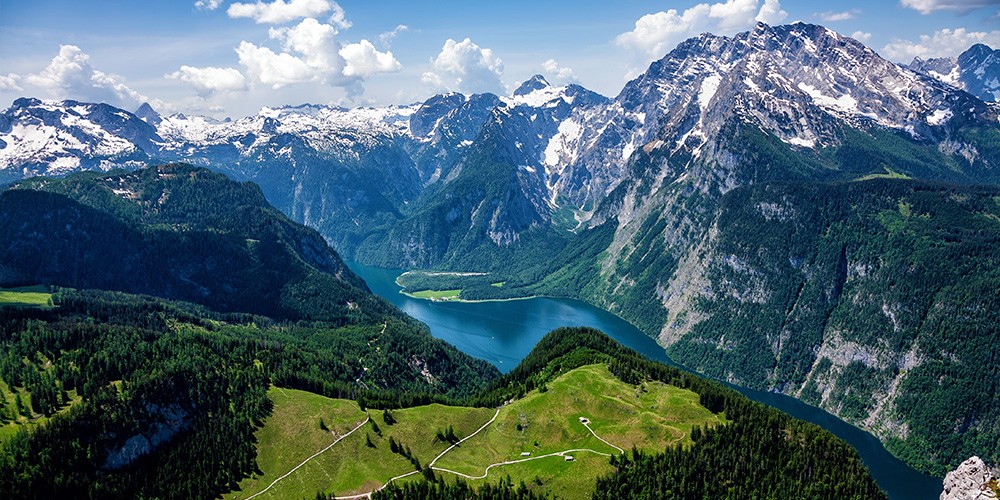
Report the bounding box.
[582,419,624,454]
[428,407,501,467]
[431,448,612,480]
[260,409,625,499]
[428,415,625,482]
[244,417,370,500]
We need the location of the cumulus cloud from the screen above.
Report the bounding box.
[756,0,788,23]
[326,1,350,29]
[194,0,222,10]
[237,40,324,88]
[340,40,401,77]
[852,31,873,44]
[817,9,861,21]
[21,45,148,108]
[422,38,505,94]
[227,0,343,25]
[166,66,247,95]
[0,73,22,92]
[881,27,1000,61]
[542,59,578,84]
[617,0,787,59]
[900,0,1000,14]
[379,24,408,49]
[225,18,399,91]
[237,18,336,87]
[178,4,392,101]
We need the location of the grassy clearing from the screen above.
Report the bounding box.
[227,387,368,499]
[0,378,82,443]
[406,289,462,301]
[228,365,724,499]
[0,286,53,309]
[855,167,912,182]
[228,389,494,499]
[434,364,725,498]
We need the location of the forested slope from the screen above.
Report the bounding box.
[0,164,499,498]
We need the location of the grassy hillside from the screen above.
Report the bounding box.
[228,328,883,499]
[228,364,724,500]
[230,390,495,499]
[433,364,724,498]
[0,286,53,309]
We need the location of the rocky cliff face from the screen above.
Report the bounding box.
[941,457,999,500]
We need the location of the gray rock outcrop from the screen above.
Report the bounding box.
[941,456,998,500]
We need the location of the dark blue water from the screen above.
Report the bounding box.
[350,263,942,499]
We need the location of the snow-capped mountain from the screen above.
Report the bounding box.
[0,22,997,260]
[0,98,160,183]
[910,43,1000,102]
[547,22,995,213]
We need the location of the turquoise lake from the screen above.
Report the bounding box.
[351,263,943,499]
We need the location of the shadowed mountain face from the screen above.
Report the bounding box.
[1,164,378,322]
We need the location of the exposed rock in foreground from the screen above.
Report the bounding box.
[941,457,999,500]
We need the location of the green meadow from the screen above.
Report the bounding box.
[229,364,725,499]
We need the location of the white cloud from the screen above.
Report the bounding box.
[22,45,148,108]
[90,71,148,105]
[542,59,578,84]
[900,0,1000,14]
[816,9,861,21]
[852,31,873,44]
[617,0,787,59]
[422,38,505,94]
[326,2,351,29]
[166,66,247,95]
[174,3,391,104]
[194,0,222,10]
[881,27,1000,61]
[231,18,397,92]
[419,71,444,88]
[340,40,401,77]
[227,0,340,25]
[268,17,341,72]
[378,24,408,48]
[237,41,318,88]
[0,73,22,92]
[709,0,760,31]
[756,0,788,23]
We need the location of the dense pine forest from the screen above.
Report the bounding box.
[0,289,496,498]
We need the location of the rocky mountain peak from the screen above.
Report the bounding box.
[964,43,995,60]
[910,43,998,102]
[135,102,161,127]
[941,456,999,500]
[514,74,551,96]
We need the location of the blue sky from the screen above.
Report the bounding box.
[1,0,998,117]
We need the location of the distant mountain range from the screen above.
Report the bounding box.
[909,43,1000,103]
[1,22,998,476]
